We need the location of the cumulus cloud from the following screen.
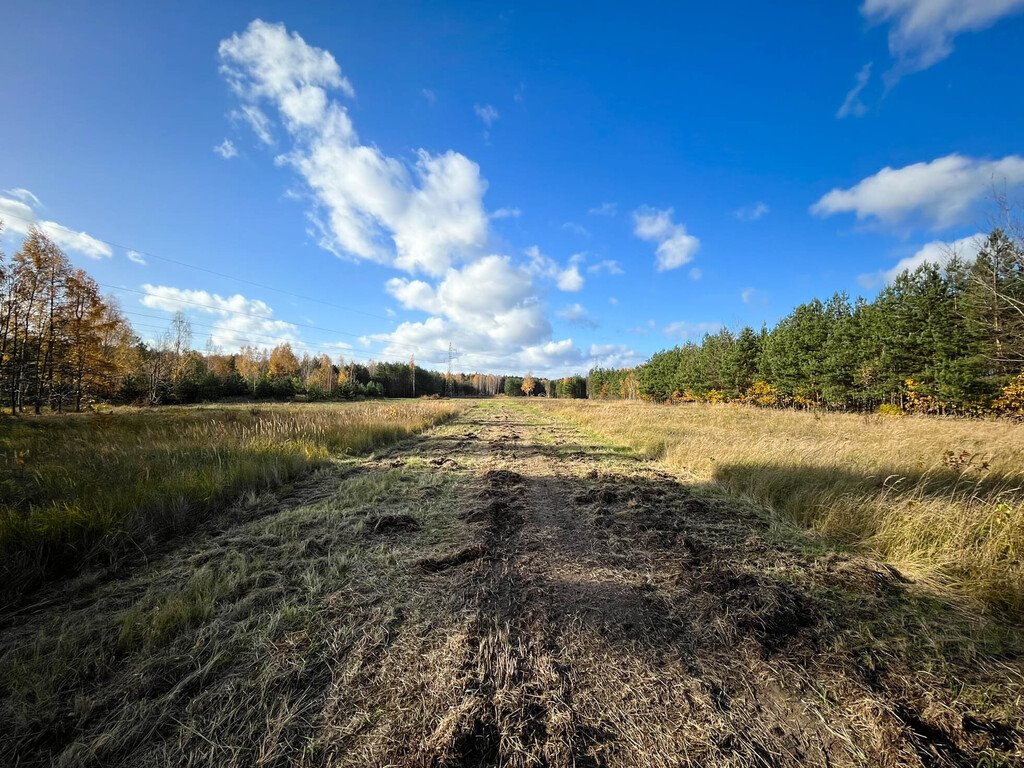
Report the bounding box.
[811,154,1024,229]
[663,320,723,341]
[373,254,604,376]
[633,206,700,271]
[214,138,239,159]
[862,0,1024,78]
[837,63,872,118]
[524,246,586,292]
[491,207,521,220]
[557,262,581,290]
[557,303,599,329]
[858,231,985,287]
[141,284,299,350]
[0,190,112,259]
[219,20,489,277]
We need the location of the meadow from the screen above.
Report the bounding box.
[0,400,461,604]
[539,399,1024,616]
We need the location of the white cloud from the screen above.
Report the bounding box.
[4,188,42,207]
[663,320,723,341]
[524,245,586,292]
[0,191,112,259]
[587,343,643,369]
[837,63,872,118]
[232,105,274,145]
[491,207,521,220]
[862,0,1024,77]
[740,287,769,305]
[127,250,147,265]
[383,255,551,353]
[214,138,239,159]
[588,202,617,216]
[811,154,1024,229]
[734,201,770,221]
[556,258,585,292]
[372,254,602,376]
[562,221,590,237]
[140,284,299,350]
[633,206,700,271]
[421,88,437,104]
[858,231,985,287]
[557,303,598,328]
[219,20,489,277]
[474,104,499,127]
[587,259,624,275]
[688,267,702,281]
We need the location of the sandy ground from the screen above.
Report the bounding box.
[1,401,1021,767]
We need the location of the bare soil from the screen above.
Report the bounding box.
[1,402,1021,767]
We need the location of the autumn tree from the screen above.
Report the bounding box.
[268,342,300,379]
[521,371,535,396]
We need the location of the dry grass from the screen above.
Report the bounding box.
[0,400,461,603]
[538,399,1024,616]
[1,401,1022,766]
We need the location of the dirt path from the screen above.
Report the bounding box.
[1,402,1020,767]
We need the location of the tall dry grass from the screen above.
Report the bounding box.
[0,400,460,601]
[540,399,1024,616]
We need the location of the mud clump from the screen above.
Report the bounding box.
[482,469,522,487]
[418,545,484,573]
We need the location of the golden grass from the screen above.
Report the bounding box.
[538,399,1024,616]
[0,400,461,601]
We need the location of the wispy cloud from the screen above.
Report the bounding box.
[588,202,617,216]
[0,189,112,259]
[863,0,1024,82]
[662,320,723,341]
[474,103,499,127]
[214,138,239,159]
[734,201,770,221]
[587,259,624,275]
[837,62,872,118]
[557,303,599,329]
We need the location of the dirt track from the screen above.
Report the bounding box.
[1,402,1021,767]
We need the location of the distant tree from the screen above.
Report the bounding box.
[268,342,300,380]
[521,371,535,396]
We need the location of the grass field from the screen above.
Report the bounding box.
[1,400,1022,766]
[539,399,1024,616]
[0,400,461,603]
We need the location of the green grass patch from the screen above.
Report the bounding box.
[0,400,461,602]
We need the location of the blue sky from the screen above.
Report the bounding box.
[2,1,1023,375]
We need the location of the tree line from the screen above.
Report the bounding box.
[589,227,1024,416]
[1,224,592,412]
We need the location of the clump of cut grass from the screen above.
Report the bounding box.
[538,399,1024,616]
[0,400,461,603]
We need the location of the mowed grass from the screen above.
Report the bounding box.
[538,399,1024,617]
[0,400,461,601]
